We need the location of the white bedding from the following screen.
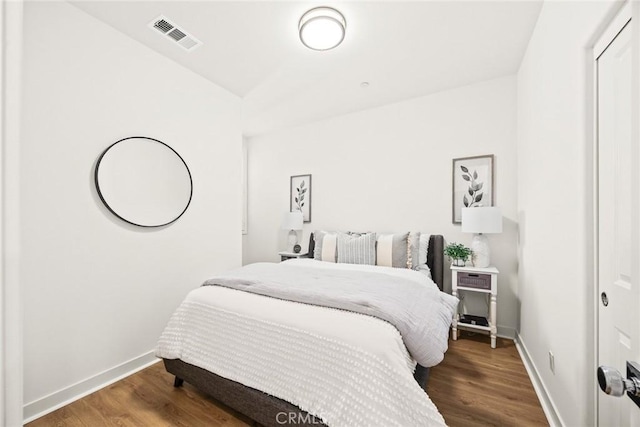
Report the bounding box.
[203,259,457,367]
[156,260,449,426]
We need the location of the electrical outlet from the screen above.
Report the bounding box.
[549,351,555,374]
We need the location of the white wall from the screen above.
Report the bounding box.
[2,1,24,426]
[244,76,519,337]
[21,2,242,420]
[517,1,620,425]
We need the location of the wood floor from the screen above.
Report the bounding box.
[28,332,547,427]
[429,332,548,426]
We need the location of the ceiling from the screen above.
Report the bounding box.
[71,1,542,137]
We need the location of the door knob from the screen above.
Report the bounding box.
[598,366,640,396]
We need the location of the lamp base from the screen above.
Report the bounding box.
[471,233,491,268]
[288,230,298,252]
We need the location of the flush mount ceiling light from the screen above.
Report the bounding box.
[298,6,346,51]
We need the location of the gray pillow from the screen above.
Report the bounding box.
[409,231,421,269]
[313,231,338,262]
[337,232,376,265]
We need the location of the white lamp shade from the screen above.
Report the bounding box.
[281,211,304,230]
[299,7,346,51]
[461,207,503,234]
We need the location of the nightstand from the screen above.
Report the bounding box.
[278,251,309,262]
[451,265,499,348]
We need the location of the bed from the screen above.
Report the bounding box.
[157,234,453,426]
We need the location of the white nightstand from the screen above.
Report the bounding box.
[451,265,499,348]
[278,251,309,262]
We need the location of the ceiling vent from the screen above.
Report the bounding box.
[149,15,202,52]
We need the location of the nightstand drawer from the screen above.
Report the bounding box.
[458,272,491,290]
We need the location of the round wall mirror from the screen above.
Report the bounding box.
[95,136,193,227]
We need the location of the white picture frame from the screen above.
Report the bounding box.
[290,174,312,223]
[452,155,494,224]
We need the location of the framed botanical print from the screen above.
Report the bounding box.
[452,155,494,224]
[290,174,312,222]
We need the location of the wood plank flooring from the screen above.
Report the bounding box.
[28,331,547,426]
[429,332,548,426]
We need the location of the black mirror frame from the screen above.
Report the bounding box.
[94,136,193,228]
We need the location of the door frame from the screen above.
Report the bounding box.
[592,1,635,424]
[1,0,24,425]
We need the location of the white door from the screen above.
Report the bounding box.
[596,4,640,425]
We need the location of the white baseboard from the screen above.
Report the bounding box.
[515,333,564,427]
[23,350,160,424]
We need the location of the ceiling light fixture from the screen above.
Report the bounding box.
[298,6,346,51]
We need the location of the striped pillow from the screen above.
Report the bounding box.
[313,231,338,262]
[376,232,410,268]
[337,232,376,265]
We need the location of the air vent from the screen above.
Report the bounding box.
[154,19,173,33]
[178,38,199,50]
[168,28,186,41]
[148,15,202,52]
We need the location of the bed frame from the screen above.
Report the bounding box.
[164,234,444,427]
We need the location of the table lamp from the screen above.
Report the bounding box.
[461,207,502,268]
[281,211,304,252]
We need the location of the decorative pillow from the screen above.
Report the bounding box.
[417,233,432,278]
[337,232,376,265]
[376,232,410,268]
[409,232,432,269]
[409,231,420,269]
[418,233,431,266]
[313,231,338,262]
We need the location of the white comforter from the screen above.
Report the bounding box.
[202,259,458,367]
[156,260,450,426]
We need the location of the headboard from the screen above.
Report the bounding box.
[306,234,445,291]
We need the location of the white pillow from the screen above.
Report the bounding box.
[419,233,430,266]
[321,234,337,262]
[409,232,432,278]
